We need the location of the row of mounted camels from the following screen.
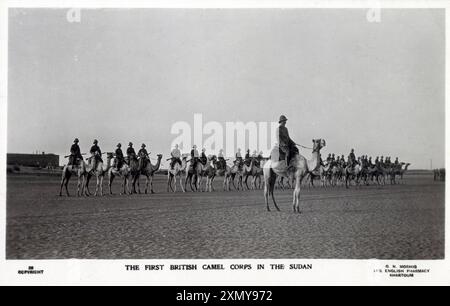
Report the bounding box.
[59,142,411,215]
[59,154,163,197]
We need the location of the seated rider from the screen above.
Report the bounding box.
[276,115,299,168]
[138,144,149,169]
[170,144,182,169]
[326,153,332,165]
[244,149,251,166]
[217,149,226,170]
[191,145,199,169]
[200,148,207,165]
[90,139,103,168]
[394,157,400,168]
[348,149,356,168]
[235,148,243,168]
[114,143,124,170]
[69,138,83,166]
[126,142,136,165]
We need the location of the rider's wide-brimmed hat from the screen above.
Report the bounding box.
[117,143,121,147]
[279,115,288,123]
[93,139,98,144]
[142,143,146,147]
[129,142,133,146]
[74,138,79,143]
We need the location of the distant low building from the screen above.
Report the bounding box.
[7,153,59,168]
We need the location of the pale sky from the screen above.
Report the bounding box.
[8,9,445,169]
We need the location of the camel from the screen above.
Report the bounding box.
[84,153,114,196]
[215,162,236,191]
[397,163,411,182]
[134,154,163,194]
[108,158,132,195]
[250,159,265,189]
[59,159,89,197]
[344,164,363,189]
[200,156,217,192]
[263,139,326,213]
[167,157,187,192]
[307,163,332,188]
[241,158,265,190]
[184,159,208,192]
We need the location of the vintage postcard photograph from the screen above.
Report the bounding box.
[0,1,448,286]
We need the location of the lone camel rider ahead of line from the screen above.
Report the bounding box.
[276,115,299,168]
[114,143,124,171]
[69,138,83,166]
[90,139,103,169]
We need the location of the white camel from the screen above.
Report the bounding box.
[263,139,326,213]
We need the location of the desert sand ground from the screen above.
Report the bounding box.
[6,172,444,259]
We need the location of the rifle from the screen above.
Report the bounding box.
[64,153,86,158]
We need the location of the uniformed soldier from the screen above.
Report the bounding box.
[170,144,182,169]
[69,138,83,166]
[191,145,199,169]
[348,149,356,168]
[200,148,207,165]
[326,153,332,164]
[217,149,226,170]
[275,115,299,168]
[258,151,264,160]
[90,139,103,169]
[394,157,400,167]
[138,144,149,168]
[126,142,136,164]
[375,156,380,169]
[244,149,251,166]
[114,143,124,170]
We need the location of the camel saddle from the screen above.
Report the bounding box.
[270,145,288,171]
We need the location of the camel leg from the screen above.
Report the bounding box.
[179,175,185,193]
[144,175,149,194]
[99,176,104,196]
[94,175,99,196]
[109,174,115,195]
[77,176,82,197]
[150,176,155,194]
[244,175,250,190]
[65,176,70,196]
[167,175,172,192]
[264,177,271,212]
[293,177,302,213]
[59,174,66,196]
[270,175,280,212]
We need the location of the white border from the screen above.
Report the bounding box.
[0,0,449,286]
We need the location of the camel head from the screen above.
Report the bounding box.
[312,139,326,152]
[156,154,163,159]
[106,152,114,159]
